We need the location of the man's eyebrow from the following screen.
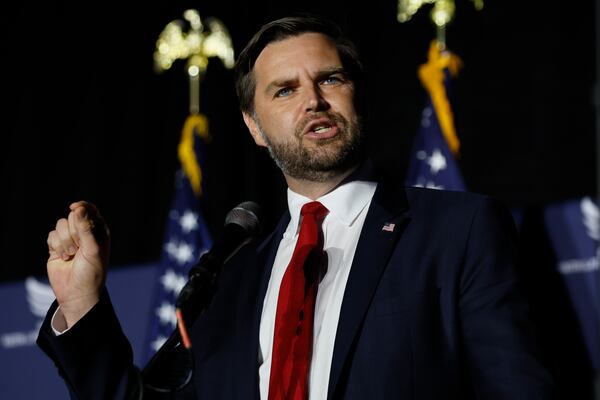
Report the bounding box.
[264,78,298,95]
[317,66,347,77]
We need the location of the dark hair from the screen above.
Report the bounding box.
[234,15,363,113]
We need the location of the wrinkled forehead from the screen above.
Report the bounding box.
[252,33,342,86]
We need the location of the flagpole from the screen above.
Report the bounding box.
[144,8,234,368]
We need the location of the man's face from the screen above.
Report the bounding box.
[243,33,363,182]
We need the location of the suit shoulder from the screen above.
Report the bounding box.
[404,186,495,208]
[403,187,513,225]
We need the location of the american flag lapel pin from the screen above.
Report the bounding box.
[382,222,395,232]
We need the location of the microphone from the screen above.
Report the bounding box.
[175,201,263,316]
[142,202,263,390]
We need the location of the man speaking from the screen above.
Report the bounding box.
[38,14,554,399]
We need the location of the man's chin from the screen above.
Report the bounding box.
[303,133,344,147]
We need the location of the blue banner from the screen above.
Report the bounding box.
[0,263,158,399]
[543,196,600,371]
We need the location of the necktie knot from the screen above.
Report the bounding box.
[300,201,328,222]
[297,202,328,249]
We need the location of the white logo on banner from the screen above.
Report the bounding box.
[0,277,55,349]
[556,197,599,275]
[582,197,599,241]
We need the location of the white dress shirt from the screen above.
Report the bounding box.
[258,179,377,400]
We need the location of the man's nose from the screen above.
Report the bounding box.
[305,86,329,112]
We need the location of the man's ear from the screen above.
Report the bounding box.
[242,112,267,147]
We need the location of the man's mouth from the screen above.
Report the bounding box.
[304,118,339,139]
[314,125,332,133]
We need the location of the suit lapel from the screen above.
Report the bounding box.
[327,182,410,399]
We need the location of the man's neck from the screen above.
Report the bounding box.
[284,165,360,200]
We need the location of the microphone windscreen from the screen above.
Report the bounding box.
[225,201,263,236]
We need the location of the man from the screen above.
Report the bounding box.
[38,15,554,399]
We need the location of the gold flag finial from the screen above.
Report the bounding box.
[397,0,483,49]
[153,9,234,114]
[397,0,483,23]
[153,9,234,74]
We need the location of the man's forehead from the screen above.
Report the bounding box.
[254,33,340,72]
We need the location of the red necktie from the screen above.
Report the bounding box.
[268,201,329,400]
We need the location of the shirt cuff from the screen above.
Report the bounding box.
[50,306,70,336]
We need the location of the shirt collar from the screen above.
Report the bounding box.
[286,178,377,236]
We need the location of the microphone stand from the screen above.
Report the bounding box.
[141,328,193,393]
[141,252,220,394]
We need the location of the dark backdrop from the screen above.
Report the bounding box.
[1,1,597,397]
[1,0,595,279]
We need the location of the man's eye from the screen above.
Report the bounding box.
[322,76,342,85]
[275,87,293,97]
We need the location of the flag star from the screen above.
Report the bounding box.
[160,269,187,295]
[165,240,178,257]
[173,242,195,265]
[427,149,447,174]
[151,335,168,352]
[421,107,432,127]
[156,302,177,328]
[179,210,199,233]
[165,241,196,265]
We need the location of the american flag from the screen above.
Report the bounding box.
[405,41,466,192]
[143,114,213,363]
[382,223,396,232]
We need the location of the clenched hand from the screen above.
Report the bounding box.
[46,201,110,329]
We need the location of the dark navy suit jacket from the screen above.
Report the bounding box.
[38,182,555,399]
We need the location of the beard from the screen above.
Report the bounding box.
[255,111,365,182]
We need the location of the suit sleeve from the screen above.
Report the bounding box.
[459,197,555,400]
[36,288,143,400]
